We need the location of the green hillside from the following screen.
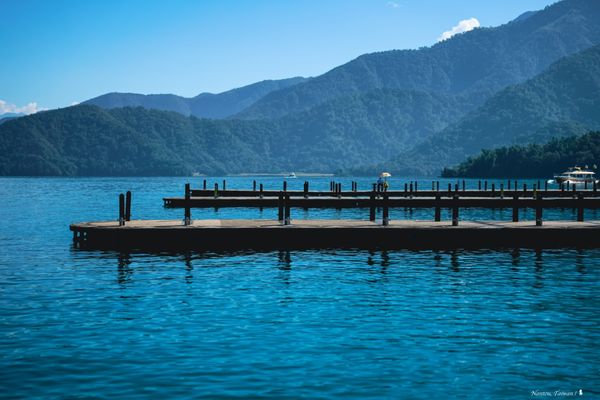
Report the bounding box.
[441,131,600,178]
[0,89,469,176]
[366,42,600,176]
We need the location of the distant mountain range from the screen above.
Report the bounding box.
[0,113,24,125]
[235,0,600,120]
[2,0,600,176]
[84,77,307,119]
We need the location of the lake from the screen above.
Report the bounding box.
[0,177,598,398]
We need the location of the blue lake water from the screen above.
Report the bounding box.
[0,177,598,398]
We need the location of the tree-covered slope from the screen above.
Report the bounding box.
[0,88,470,176]
[84,77,307,119]
[372,42,600,176]
[236,0,600,120]
[441,131,600,178]
[0,106,277,176]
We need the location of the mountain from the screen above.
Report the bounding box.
[0,88,472,176]
[370,42,600,176]
[0,113,24,124]
[84,77,307,119]
[441,131,600,178]
[235,0,600,120]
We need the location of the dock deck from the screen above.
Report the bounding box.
[70,219,600,250]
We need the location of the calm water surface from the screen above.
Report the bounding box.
[0,177,598,399]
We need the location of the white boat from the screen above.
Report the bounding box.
[553,166,598,185]
[288,172,297,178]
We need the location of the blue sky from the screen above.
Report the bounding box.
[1,0,557,113]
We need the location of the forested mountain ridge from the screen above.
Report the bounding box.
[0,88,471,176]
[441,131,600,178]
[84,77,307,119]
[235,0,600,120]
[370,42,600,176]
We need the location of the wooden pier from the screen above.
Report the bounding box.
[70,183,600,251]
[71,219,600,250]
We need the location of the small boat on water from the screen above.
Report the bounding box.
[550,166,598,185]
[288,172,297,178]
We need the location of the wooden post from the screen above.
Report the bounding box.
[304,181,309,198]
[573,184,577,195]
[452,194,459,226]
[125,191,132,221]
[567,181,570,191]
[369,190,376,221]
[577,193,584,222]
[535,192,542,226]
[203,179,207,190]
[259,183,264,198]
[382,193,389,226]
[330,181,334,192]
[455,183,459,192]
[118,193,125,226]
[284,194,291,225]
[415,181,418,192]
[404,183,408,194]
[214,183,219,198]
[478,180,481,191]
[409,182,413,193]
[514,181,518,192]
[544,181,548,192]
[523,183,527,194]
[561,182,565,192]
[507,180,511,190]
[434,193,441,222]
[436,181,440,191]
[184,183,191,226]
[278,192,284,222]
[448,183,452,194]
[432,181,435,191]
[337,183,342,198]
[484,181,488,191]
[462,180,466,192]
[585,181,588,190]
[492,183,495,196]
[283,180,287,192]
[253,180,256,191]
[222,180,226,191]
[500,183,504,199]
[512,194,519,222]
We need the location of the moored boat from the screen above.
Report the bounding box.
[552,166,598,185]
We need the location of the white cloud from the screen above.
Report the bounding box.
[438,17,480,42]
[387,1,400,9]
[0,99,46,115]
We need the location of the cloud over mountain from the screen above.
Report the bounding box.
[438,17,480,42]
[0,99,45,115]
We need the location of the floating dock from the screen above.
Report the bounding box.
[163,195,600,209]
[70,219,600,250]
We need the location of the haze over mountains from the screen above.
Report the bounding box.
[1,0,600,176]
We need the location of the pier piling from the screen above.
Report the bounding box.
[118,193,125,226]
[452,195,459,226]
[125,191,131,221]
